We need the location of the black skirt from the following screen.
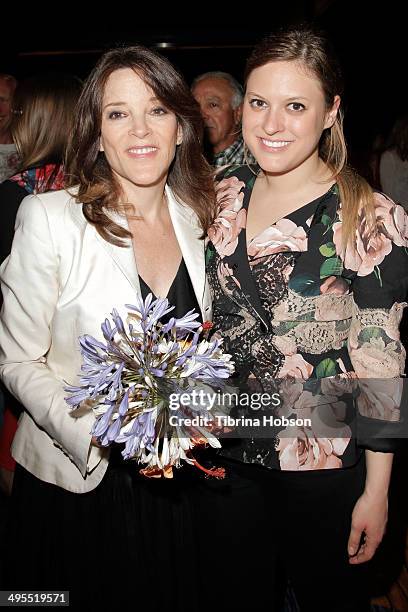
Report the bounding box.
[2,447,201,611]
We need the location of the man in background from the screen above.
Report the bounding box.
[192,71,255,167]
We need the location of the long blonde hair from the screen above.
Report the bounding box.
[245,26,376,248]
[11,73,81,176]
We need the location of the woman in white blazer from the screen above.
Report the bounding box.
[0,46,213,610]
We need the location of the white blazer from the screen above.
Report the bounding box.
[0,185,212,493]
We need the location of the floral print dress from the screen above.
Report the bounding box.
[206,165,408,471]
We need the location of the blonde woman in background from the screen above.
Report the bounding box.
[0,73,82,496]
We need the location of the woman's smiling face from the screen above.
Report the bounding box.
[100,67,182,191]
[243,60,339,175]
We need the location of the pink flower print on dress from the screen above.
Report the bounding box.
[248,219,308,258]
[333,192,408,276]
[208,177,246,258]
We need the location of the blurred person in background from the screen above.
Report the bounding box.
[0,73,82,496]
[0,74,19,182]
[192,71,255,168]
[380,113,408,209]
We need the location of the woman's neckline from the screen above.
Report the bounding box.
[245,181,337,247]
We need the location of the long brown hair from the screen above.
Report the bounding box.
[11,73,81,188]
[245,26,376,248]
[66,45,214,244]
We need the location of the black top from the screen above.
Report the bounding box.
[110,257,201,468]
[138,257,200,322]
[0,180,28,265]
[0,161,64,265]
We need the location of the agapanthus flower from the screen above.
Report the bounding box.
[65,294,234,478]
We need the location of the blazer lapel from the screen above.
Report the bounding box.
[76,188,211,320]
[166,185,211,320]
[92,210,142,298]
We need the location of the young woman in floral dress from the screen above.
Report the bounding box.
[204,26,408,612]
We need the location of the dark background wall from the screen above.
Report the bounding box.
[1,1,404,175]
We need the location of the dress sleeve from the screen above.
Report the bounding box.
[0,194,97,476]
[346,192,408,451]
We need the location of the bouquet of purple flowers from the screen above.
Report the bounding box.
[65,294,234,478]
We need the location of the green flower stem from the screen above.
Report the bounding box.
[374,265,383,287]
